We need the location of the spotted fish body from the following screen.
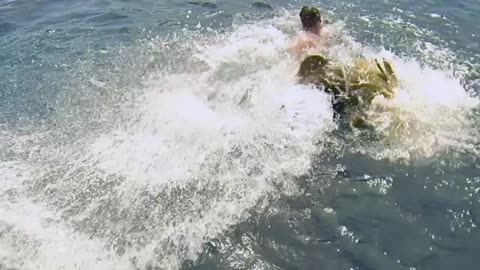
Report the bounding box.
[298,54,398,128]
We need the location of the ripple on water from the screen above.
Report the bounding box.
[0,21,16,37]
[86,9,131,24]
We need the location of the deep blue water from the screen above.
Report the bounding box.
[1,1,480,270]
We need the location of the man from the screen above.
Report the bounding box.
[288,6,324,57]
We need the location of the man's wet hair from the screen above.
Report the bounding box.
[299,6,322,29]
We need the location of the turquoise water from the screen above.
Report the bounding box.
[1,0,479,269]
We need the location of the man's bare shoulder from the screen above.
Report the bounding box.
[288,32,323,57]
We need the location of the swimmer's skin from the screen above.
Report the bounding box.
[288,6,324,58]
[288,32,322,57]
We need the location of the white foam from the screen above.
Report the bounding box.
[83,22,334,268]
[0,161,134,270]
[90,18,335,186]
[355,51,479,160]
[311,18,479,161]
[0,7,478,270]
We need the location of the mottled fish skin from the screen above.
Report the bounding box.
[298,54,399,128]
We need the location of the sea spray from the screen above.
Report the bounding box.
[0,7,479,270]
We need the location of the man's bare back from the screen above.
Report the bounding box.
[288,31,323,57]
[288,6,325,59]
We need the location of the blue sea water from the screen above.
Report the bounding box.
[1,0,479,269]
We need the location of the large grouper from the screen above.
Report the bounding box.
[297,54,398,129]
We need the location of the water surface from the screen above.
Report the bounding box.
[1,0,479,269]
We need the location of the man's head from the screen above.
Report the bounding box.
[299,6,322,33]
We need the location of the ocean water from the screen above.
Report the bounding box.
[1,0,479,269]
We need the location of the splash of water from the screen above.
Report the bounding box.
[1,14,335,270]
[0,8,479,270]
[309,13,480,162]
